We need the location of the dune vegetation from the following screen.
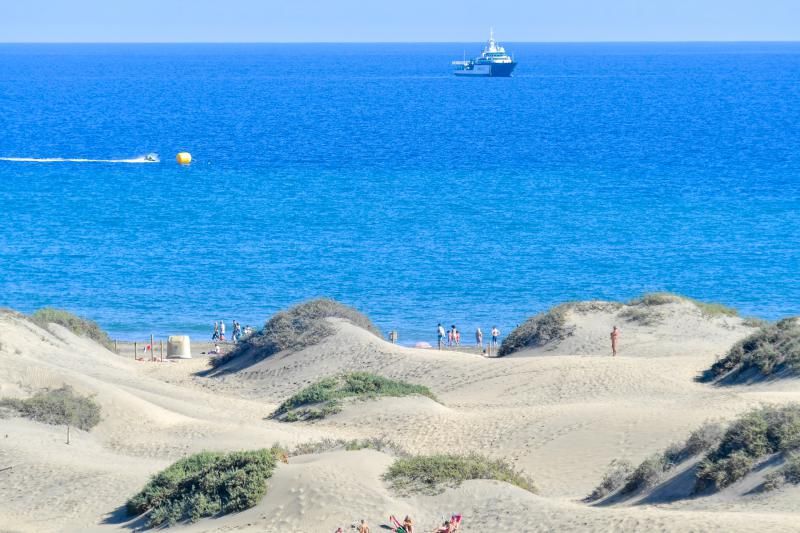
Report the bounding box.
[126,448,280,527]
[30,307,113,349]
[384,453,536,495]
[695,405,800,493]
[498,304,575,356]
[272,372,436,422]
[210,298,381,368]
[584,459,633,502]
[499,293,742,356]
[286,437,404,457]
[0,385,101,431]
[589,406,800,502]
[587,420,725,500]
[764,452,800,491]
[627,292,739,318]
[702,318,800,382]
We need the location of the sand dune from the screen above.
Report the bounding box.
[2,303,800,532]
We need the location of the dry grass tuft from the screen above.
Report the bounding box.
[30,308,113,349]
[498,304,575,356]
[210,298,381,368]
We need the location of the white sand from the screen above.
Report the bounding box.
[1,301,799,532]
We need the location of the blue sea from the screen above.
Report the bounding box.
[1,43,799,342]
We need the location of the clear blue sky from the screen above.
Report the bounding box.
[3,0,799,42]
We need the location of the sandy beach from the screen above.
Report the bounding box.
[2,299,800,533]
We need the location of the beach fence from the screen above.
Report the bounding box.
[112,335,192,361]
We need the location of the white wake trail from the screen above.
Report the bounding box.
[0,155,159,163]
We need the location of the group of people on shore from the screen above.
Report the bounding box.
[436,323,500,352]
[211,320,251,343]
[208,318,619,356]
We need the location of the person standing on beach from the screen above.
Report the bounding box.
[220,320,226,341]
[448,326,455,347]
[437,323,445,350]
[491,326,500,347]
[610,325,620,356]
[212,321,219,341]
[476,327,483,348]
[454,327,461,346]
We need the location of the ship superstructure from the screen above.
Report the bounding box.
[452,29,516,77]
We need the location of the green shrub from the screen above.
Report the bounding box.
[682,421,726,458]
[568,301,623,313]
[0,385,100,430]
[627,293,738,318]
[498,304,574,356]
[742,317,769,328]
[619,307,664,326]
[628,292,685,306]
[126,448,279,527]
[288,437,405,457]
[694,405,800,493]
[30,308,113,349]
[761,406,800,452]
[278,377,339,412]
[696,451,755,492]
[780,454,800,484]
[764,453,800,491]
[690,300,739,318]
[585,459,633,502]
[384,453,536,495]
[620,454,668,494]
[593,408,800,499]
[272,372,436,422]
[210,299,381,368]
[715,410,771,458]
[602,423,720,497]
[659,421,726,467]
[704,318,800,381]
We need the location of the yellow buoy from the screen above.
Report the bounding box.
[176,152,192,165]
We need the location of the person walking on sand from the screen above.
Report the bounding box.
[212,321,219,341]
[475,327,483,348]
[491,326,500,347]
[610,325,620,356]
[437,323,445,350]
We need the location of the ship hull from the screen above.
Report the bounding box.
[454,62,516,77]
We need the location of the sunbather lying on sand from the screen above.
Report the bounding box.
[433,520,452,533]
[390,514,414,533]
[432,515,462,533]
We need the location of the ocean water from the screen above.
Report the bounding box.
[1,43,799,342]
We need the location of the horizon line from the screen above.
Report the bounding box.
[2,39,800,45]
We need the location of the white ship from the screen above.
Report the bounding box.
[452,29,516,77]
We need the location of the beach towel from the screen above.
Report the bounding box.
[389,515,407,533]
